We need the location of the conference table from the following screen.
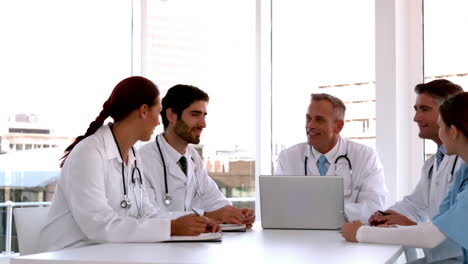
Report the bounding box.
[12,227,403,264]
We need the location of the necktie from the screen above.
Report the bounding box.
[179,156,188,176]
[436,146,445,168]
[317,155,328,176]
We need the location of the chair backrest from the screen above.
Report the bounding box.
[14,206,50,255]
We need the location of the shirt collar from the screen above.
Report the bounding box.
[157,133,187,164]
[310,137,341,164]
[437,144,446,155]
[102,123,136,164]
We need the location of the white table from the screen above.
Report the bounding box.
[12,228,403,264]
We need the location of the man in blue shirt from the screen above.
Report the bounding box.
[369,79,464,263]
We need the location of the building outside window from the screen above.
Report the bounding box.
[141,0,257,208]
[423,0,468,158]
[271,0,376,170]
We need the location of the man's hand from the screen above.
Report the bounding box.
[368,211,385,226]
[342,220,363,242]
[368,210,416,226]
[241,208,255,228]
[205,205,244,225]
[171,214,221,236]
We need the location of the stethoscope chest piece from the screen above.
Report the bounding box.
[120,197,131,209]
[163,193,172,206]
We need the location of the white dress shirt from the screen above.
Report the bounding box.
[39,124,170,253]
[138,133,231,220]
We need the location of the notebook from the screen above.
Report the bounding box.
[166,232,222,242]
[260,175,345,230]
[220,224,246,232]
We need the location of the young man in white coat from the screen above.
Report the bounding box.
[275,93,387,223]
[139,84,255,228]
[368,79,464,264]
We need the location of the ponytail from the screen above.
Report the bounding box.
[59,100,111,167]
[59,76,159,168]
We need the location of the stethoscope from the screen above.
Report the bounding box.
[426,155,459,206]
[459,177,468,192]
[304,147,352,177]
[155,134,202,206]
[304,147,357,201]
[428,155,459,184]
[110,126,143,215]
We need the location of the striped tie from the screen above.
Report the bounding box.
[436,146,445,168]
[317,155,328,176]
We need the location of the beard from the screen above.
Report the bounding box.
[174,118,201,144]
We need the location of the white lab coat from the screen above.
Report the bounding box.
[138,134,231,220]
[275,137,387,223]
[388,152,463,262]
[39,124,170,253]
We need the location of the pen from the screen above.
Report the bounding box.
[378,210,390,216]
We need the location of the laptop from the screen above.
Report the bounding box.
[260,175,345,230]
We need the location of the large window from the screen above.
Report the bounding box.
[0,0,132,251]
[4,0,465,255]
[271,0,375,169]
[141,0,257,207]
[423,0,468,158]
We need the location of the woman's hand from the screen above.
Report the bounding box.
[341,220,363,242]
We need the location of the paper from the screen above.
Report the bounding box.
[166,232,222,242]
[220,224,247,232]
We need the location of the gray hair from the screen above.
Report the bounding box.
[310,93,346,120]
